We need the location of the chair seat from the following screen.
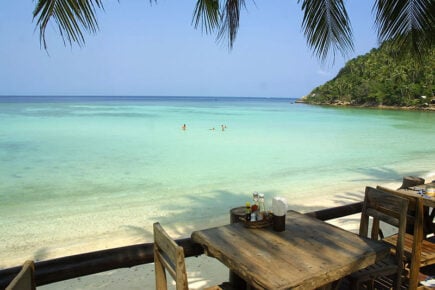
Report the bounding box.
[372,275,410,290]
[371,270,435,290]
[384,233,435,266]
[204,282,236,290]
[349,255,399,281]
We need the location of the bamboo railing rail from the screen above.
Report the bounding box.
[305,201,363,221]
[0,201,363,288]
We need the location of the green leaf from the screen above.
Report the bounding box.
[374,0,435,57]
[217,0,247,48]
[299,0,354,62]
[33,0,104,49]
[192,0,220,34]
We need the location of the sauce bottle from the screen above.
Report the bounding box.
[245,202,251,221]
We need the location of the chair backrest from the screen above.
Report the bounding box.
[153,222,188,290]
[6,260,36,290]
[376,185,425,289]
[376,185,424,238]
[360,187,409,269]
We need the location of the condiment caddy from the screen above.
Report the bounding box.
[241,192,273,228]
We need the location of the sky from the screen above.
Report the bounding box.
[0,1,379,98]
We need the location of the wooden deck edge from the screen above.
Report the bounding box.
[0,202,363,288]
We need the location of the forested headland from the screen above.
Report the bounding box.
[301,42,434,110]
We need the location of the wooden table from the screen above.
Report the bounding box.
[191,210,391,290]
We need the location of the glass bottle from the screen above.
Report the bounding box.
[252,192,259,220]
[259,193,266,217]
[253,192,259,207]
[245,202,251,221]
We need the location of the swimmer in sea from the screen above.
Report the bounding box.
[181,124,187,130]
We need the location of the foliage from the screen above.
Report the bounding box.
[33,0,103,49]
[32,0,435,61]
[305,41,435,107]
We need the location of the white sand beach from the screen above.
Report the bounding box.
[37,173,434,290]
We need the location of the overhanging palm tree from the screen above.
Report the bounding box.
[33,0,434,61]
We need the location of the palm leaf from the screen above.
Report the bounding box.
[299,0,354,62]
[33,0,104,49]
[192,0,220,34]
[33,0,433,61]
[217,0,247,48]
[192,0,248,48]
[373,0,435,56]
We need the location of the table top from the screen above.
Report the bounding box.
[191,210,390,290]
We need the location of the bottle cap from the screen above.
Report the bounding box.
[246,202,251,207]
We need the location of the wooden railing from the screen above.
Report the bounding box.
[0,202,363,288]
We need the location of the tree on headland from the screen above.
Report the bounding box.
[33,0,434,61]
[305,42,434,107]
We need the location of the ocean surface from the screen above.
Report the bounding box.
[1,96,434,267]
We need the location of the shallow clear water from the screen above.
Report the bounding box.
[0,96,434,267]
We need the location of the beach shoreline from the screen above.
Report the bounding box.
[33,172,434,290]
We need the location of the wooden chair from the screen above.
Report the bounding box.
[396,176,435,237]
[5,260,36,290]
[377,185,435,289]
[348,186,409,290]
[399,176,425,190]
[153,222,232,290]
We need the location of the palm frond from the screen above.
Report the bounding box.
[299,0,354,62]
[374,0,435,56]
[192,0,220,34]
[217,0,247,48]
[33,0,104,49]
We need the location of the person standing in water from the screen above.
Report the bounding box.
[181,124,187,130]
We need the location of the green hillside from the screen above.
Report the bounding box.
[303,42,435,109]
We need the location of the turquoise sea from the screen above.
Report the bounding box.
[1,96,434,267]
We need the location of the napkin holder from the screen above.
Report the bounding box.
[272,197,288,232]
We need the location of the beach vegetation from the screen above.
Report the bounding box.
[32,0,434,61]
[304,41,435,108]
